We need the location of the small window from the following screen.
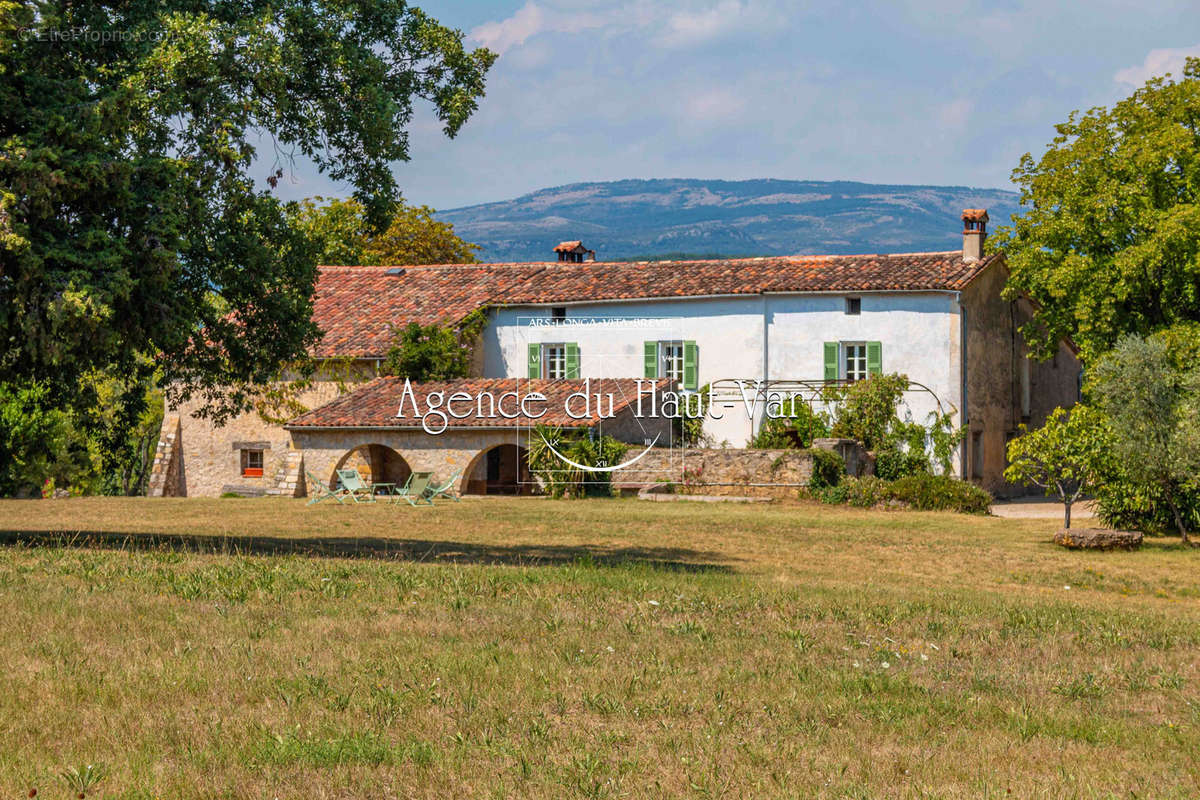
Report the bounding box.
[241,449,264,478]
[659,341,686,385]
[551,306,566,321]
[845,297,861,315]
[842,342,868,382]
[542,343,566,379]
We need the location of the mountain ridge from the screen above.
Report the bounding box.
[435,178,1021,263]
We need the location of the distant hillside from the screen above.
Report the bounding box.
[436,178,1022,263]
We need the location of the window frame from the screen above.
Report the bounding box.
[541,342,567,380]
[241,448,264,478]
[658,340,686,386]
[841,341,869,382]
[845,297,861,315]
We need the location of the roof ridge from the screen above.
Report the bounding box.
[318,251,965,271]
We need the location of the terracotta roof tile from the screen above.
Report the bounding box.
[311,252,1003,358]
[285,377,667,429]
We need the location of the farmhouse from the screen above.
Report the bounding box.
[149,210,1081,498]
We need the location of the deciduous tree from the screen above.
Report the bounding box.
[0,1,495,425]
[1004,405,1114,529]
[993,58,1200,361]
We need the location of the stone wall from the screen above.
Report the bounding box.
[613,447,813,498]
[289,428,524,495]
[961,264,1081,496]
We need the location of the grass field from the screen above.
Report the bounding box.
[1,496,1198,798]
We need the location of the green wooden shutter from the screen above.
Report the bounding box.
[683,341,698,390]
[867,341,882,375]
[565,342,580,379]
[823,342,839,381]
[644,341,658,378]
[527,343,541,378]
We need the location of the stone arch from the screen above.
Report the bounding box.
[330,443,413,489]
[462,443,532,495]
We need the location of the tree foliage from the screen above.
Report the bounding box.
[0,382,86,496]
[750,395,830,449]
[289,197,480,266]
[381,310,486,381]
[993,57,1200,361]
[0,1,495,425]
[1090,333,1200,543]
[1004,405,1114,529]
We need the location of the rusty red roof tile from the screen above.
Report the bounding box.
[311,252,1003,358]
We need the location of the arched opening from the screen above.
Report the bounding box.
[330,444,412,492]
[463,444,531,495]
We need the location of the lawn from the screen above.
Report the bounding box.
[1,496,1198,798]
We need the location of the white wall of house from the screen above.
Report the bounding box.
[480,292,964,453]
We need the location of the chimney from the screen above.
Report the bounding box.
[961,209,988,262]
[553,240,592,263]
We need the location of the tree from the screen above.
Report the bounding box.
[1091,334,1200,544]
[0,382,87,497]
[1004,405,1114,529]
[381,310,486,381]
[289,197,480,266]
[992,57,1200,362]
[0,2,495,425]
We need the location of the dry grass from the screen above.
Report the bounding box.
[1,496,1198,798]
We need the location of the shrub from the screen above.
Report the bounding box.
[812,473,992,514]
[808,448,845,489]
[829,373,909,450]
[890,473,992,514]
[874,446,928,481]
[751,395,830,449]
[815,475,893,508]
[0,382,89,497]
[526,425,628,498]
[1094,470,1200,536]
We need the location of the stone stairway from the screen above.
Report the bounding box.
[267,450,305,497]
[146,416,182,497]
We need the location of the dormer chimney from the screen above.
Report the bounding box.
[553,240,594,263]
[961,209,988,262]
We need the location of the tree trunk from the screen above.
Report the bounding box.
[1063,500,1072,530]
[1168,499,1194,546]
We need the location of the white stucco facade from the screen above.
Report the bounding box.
[481,291,964,453]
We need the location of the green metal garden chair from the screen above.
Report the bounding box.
[335,468,379,503]
[392,471,434,506]
[305,471,345,506]
[426,470,462,503]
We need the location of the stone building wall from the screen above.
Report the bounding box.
[961,264,1081,496]
[290,428,523,495]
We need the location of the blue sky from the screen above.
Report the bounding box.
[269,0,1200,210]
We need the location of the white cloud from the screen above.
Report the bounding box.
[469,2,626,55]
[470,2,547,55]
[936,98,973,132]
[658,0,750,48]
[1114,43,1200,87]
[471,1,777,56]
[683,86,748,121]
